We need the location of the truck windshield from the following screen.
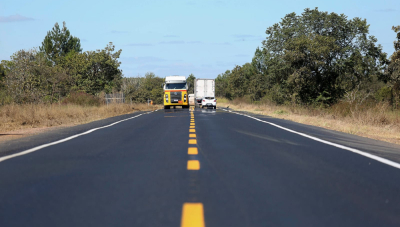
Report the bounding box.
[166,83,187,89]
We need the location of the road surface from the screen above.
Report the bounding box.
[1,107,400,227]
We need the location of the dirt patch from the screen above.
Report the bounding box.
[0,125,73,143]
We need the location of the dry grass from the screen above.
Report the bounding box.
[220,97,400,145]
[0,103,160,134]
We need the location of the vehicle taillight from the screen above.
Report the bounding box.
[203,100,205,102]
[214,100,216,102]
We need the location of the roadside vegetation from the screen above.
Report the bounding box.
[0,102,158,133]
[0,22,164,136]
[216,8,400,144]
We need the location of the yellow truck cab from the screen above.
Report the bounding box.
[163,75,189,109]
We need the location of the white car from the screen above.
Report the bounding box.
[201,97,217,109]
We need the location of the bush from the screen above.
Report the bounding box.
[61,92,102,106]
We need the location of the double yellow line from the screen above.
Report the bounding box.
[181,108,205,227]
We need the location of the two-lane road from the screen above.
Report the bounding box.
[1,108,400,226]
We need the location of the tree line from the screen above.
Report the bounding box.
[0,21,199,106]
[0,22,123,105]
[121,73,196,104]
[216,8,400,108]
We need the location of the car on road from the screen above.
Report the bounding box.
[201,96,217,109]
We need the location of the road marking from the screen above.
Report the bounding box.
[181,203,205,227]
[221,109,400,170]
[189,134,196,138]
[191,120,195,123]
[187,160,200,170]
[189,139,197,144]
[190,126,195,129]
[188,147,198,155]
[190,123,195,126]
[189,129,196,133]
[0,112,150,163]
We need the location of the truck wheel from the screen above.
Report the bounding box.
[214,106,216,109]
[164,106,170,109]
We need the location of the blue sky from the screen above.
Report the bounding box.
[0,0,399,79]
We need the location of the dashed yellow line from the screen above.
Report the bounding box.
[183,110,204,226]
[181,203,205,227]
[188,147,198,155]
[187,160,200,170]
[189,139,197,144]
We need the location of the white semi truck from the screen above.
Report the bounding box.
[194,79,216,108]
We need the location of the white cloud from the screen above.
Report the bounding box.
[0,14,34,23]
[159,40,185,44]
[187,41,203,44]
[126,43,153,46]
[374,9,396,12]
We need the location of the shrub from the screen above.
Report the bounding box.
[61,92,102,106]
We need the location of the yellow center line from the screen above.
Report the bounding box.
[187,160,200,170]
[189,134,196,138]
[190,123,195,126]
[188,147,198,155]
[181,203,205,227]
[188,139,197,144]
[189,129,195,132]
[190,126,195,129]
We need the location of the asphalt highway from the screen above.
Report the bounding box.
[1,107,400,227]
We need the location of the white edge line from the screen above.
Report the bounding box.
[0,112,151,163]
[222,108,400,170]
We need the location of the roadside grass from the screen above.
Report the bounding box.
[219,97,400,145]
[0,103,160,133]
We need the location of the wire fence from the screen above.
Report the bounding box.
[105,92,125,105]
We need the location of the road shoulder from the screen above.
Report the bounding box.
[220,107,400,164]
[0,111,148,158]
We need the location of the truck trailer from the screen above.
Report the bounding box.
[194,79,215,107]
[163,75,189,109]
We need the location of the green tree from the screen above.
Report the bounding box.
[86,42,123,94]
[40,21,82,64]
[0,63,5,86]
[123,73,164,104]
[215,70,231,98]
[261,8,387,104]
[60,42,123,95]
[1,49,46,103]
[384,26,400,107]
[187,73,196,94]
